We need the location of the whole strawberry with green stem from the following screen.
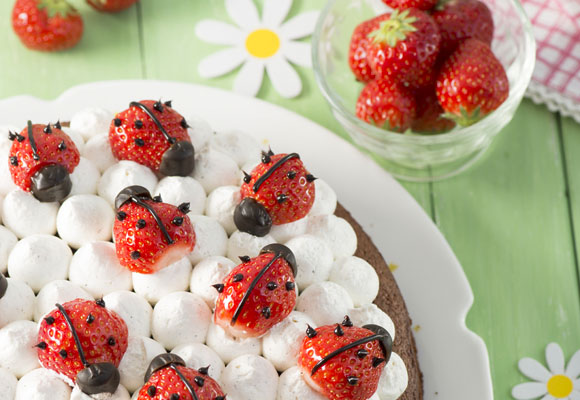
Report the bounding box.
[348,14,389,82]
[12,0,83,52]
[366,8,440,89]
[381,0,437,11]
[86,0,138,12]
[436,38,509,126]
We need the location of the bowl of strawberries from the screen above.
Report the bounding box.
[312,0,536,181]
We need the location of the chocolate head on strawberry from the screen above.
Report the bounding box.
[36,298,128,395]
[214,243,298,338]
[136,353,226,400]
[234,150,316,237]
[113,185,196,274]
[0,272,7,299]
[8,120,80,202]
[109,100,195,176]
[298,317,393,400]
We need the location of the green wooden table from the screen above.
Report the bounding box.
[1,1,579,398]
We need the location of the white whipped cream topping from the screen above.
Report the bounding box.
[205,185,240,235]
[171,342,225,383]
[308,179,337,217]
[0,278,34,329]
[330,256,380,307]
[276,366,326,400]
[103,291,153,338]
[0,367,17,400]
[151,292,211,350]
[0,320,40,378]
[62,128,85,154]
[14,368,71,400]
[98,161,158,205]
[2,190,58,238]
[69,241,132,297]
[70,107,113,141]
[222,355,279,400]
[0,141,18,197]
[141,336,166,363]
[0,225,17,274]
[191,148,240,193]
[209,129,262,167]
[82,133,117,173]
[186,115,214,151]
[8,234,72,292]
[269,218,309,244]
[307,215,357,259]
[34,280,93,322]
[0,194,3,225]
[117,336,150,393]
[132,257,192,305]
[70,384,130,400]
[348,304,396,342]
[206,323,262,364]
[69,157,100,197]
[263,311,316,372]
[285,234,333,291]
[376,352,409,400]
[57,194,115,249]
[226,231,276,262]
[189,255,236,309]
[187,215,228,265]
[155,176,206,215]
[296,281,354,326]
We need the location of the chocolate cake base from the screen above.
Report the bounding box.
[335,204,423,400]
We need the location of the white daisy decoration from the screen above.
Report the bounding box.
[513,343,580,400]
[195,0,319,99]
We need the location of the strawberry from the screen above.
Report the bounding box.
[432,0,494,57]
[8,120,80,202]
[36,298,128,395]
[411,85,456,133]
[137,354,225,400]
[86,0,138,12]
[12,0,83,52]
[234,151,315,236]
[436,38,509,126]
[348,15,388,82]
[113,186,196,274]
[381,0,437,11]
[109,100,195,176]
[298,317,393,400]
[213,244,297,338]
[366,8,440,88]
[355,77,417,132]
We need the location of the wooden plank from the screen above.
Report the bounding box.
[0,2,142,100]
[431,99,580,398]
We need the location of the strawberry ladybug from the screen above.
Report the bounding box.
[136,354,226,400]
[234,150,315,236]
[298,317,393,400]
[8,120,80,202]
[113,185,196,274]
[109,100,195,176]
[213,243,297,338]
[36,298,128,395]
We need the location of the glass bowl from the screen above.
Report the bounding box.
[312,0,536,182]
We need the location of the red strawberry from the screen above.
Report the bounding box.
[12,0,83,52]
[213,244,297,338]
[436,38,509,126]
[137,354,226,400]
[411,86,456,133]
[298,317,392,400]
[234,151,315,236]
[348,15,389,82]
[8,120,80,202]
[366,8,440,88]
[86,0,138,12]
[381,0,437,11]
[113,186,195,274]
[433,0,494,57]
[36,298,128,395]
[109,100,195,176]
[356,77,417,132]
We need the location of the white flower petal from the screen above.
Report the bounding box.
[266,56,302,98]
[519,358,552,383]
[198,48,247,79]
[547,343,566,375]
[566,350,580,379]
[512,382,548,399]
[569,391,580,400]
[541,395,555,400]
[279,11,320,40]
[282,41,312,68]
[262,0,292,28]
[225,0,260,31]
[233,59,265,97]
[195,20,244,45]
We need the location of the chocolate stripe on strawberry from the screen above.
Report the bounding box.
[55,303,90,367]
[26,120,40,161]
[170,364,200,400]
[129,101,176,144]
[252,153,300,192]
[122,191,175,245]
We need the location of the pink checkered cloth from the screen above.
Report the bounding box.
[522,0,580,123]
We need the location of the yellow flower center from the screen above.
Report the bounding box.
[245,29,280,58]
[547,375,573,398]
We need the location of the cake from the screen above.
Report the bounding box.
[0,101,422,400]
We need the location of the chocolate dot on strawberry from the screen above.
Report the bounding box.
[8,120,80,202]
[0,272,7,299]
[109,100,195,176]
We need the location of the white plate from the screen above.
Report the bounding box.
[0,80,493,400]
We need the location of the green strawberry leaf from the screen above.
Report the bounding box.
[368,9,418,48]
[38,0,78,18]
